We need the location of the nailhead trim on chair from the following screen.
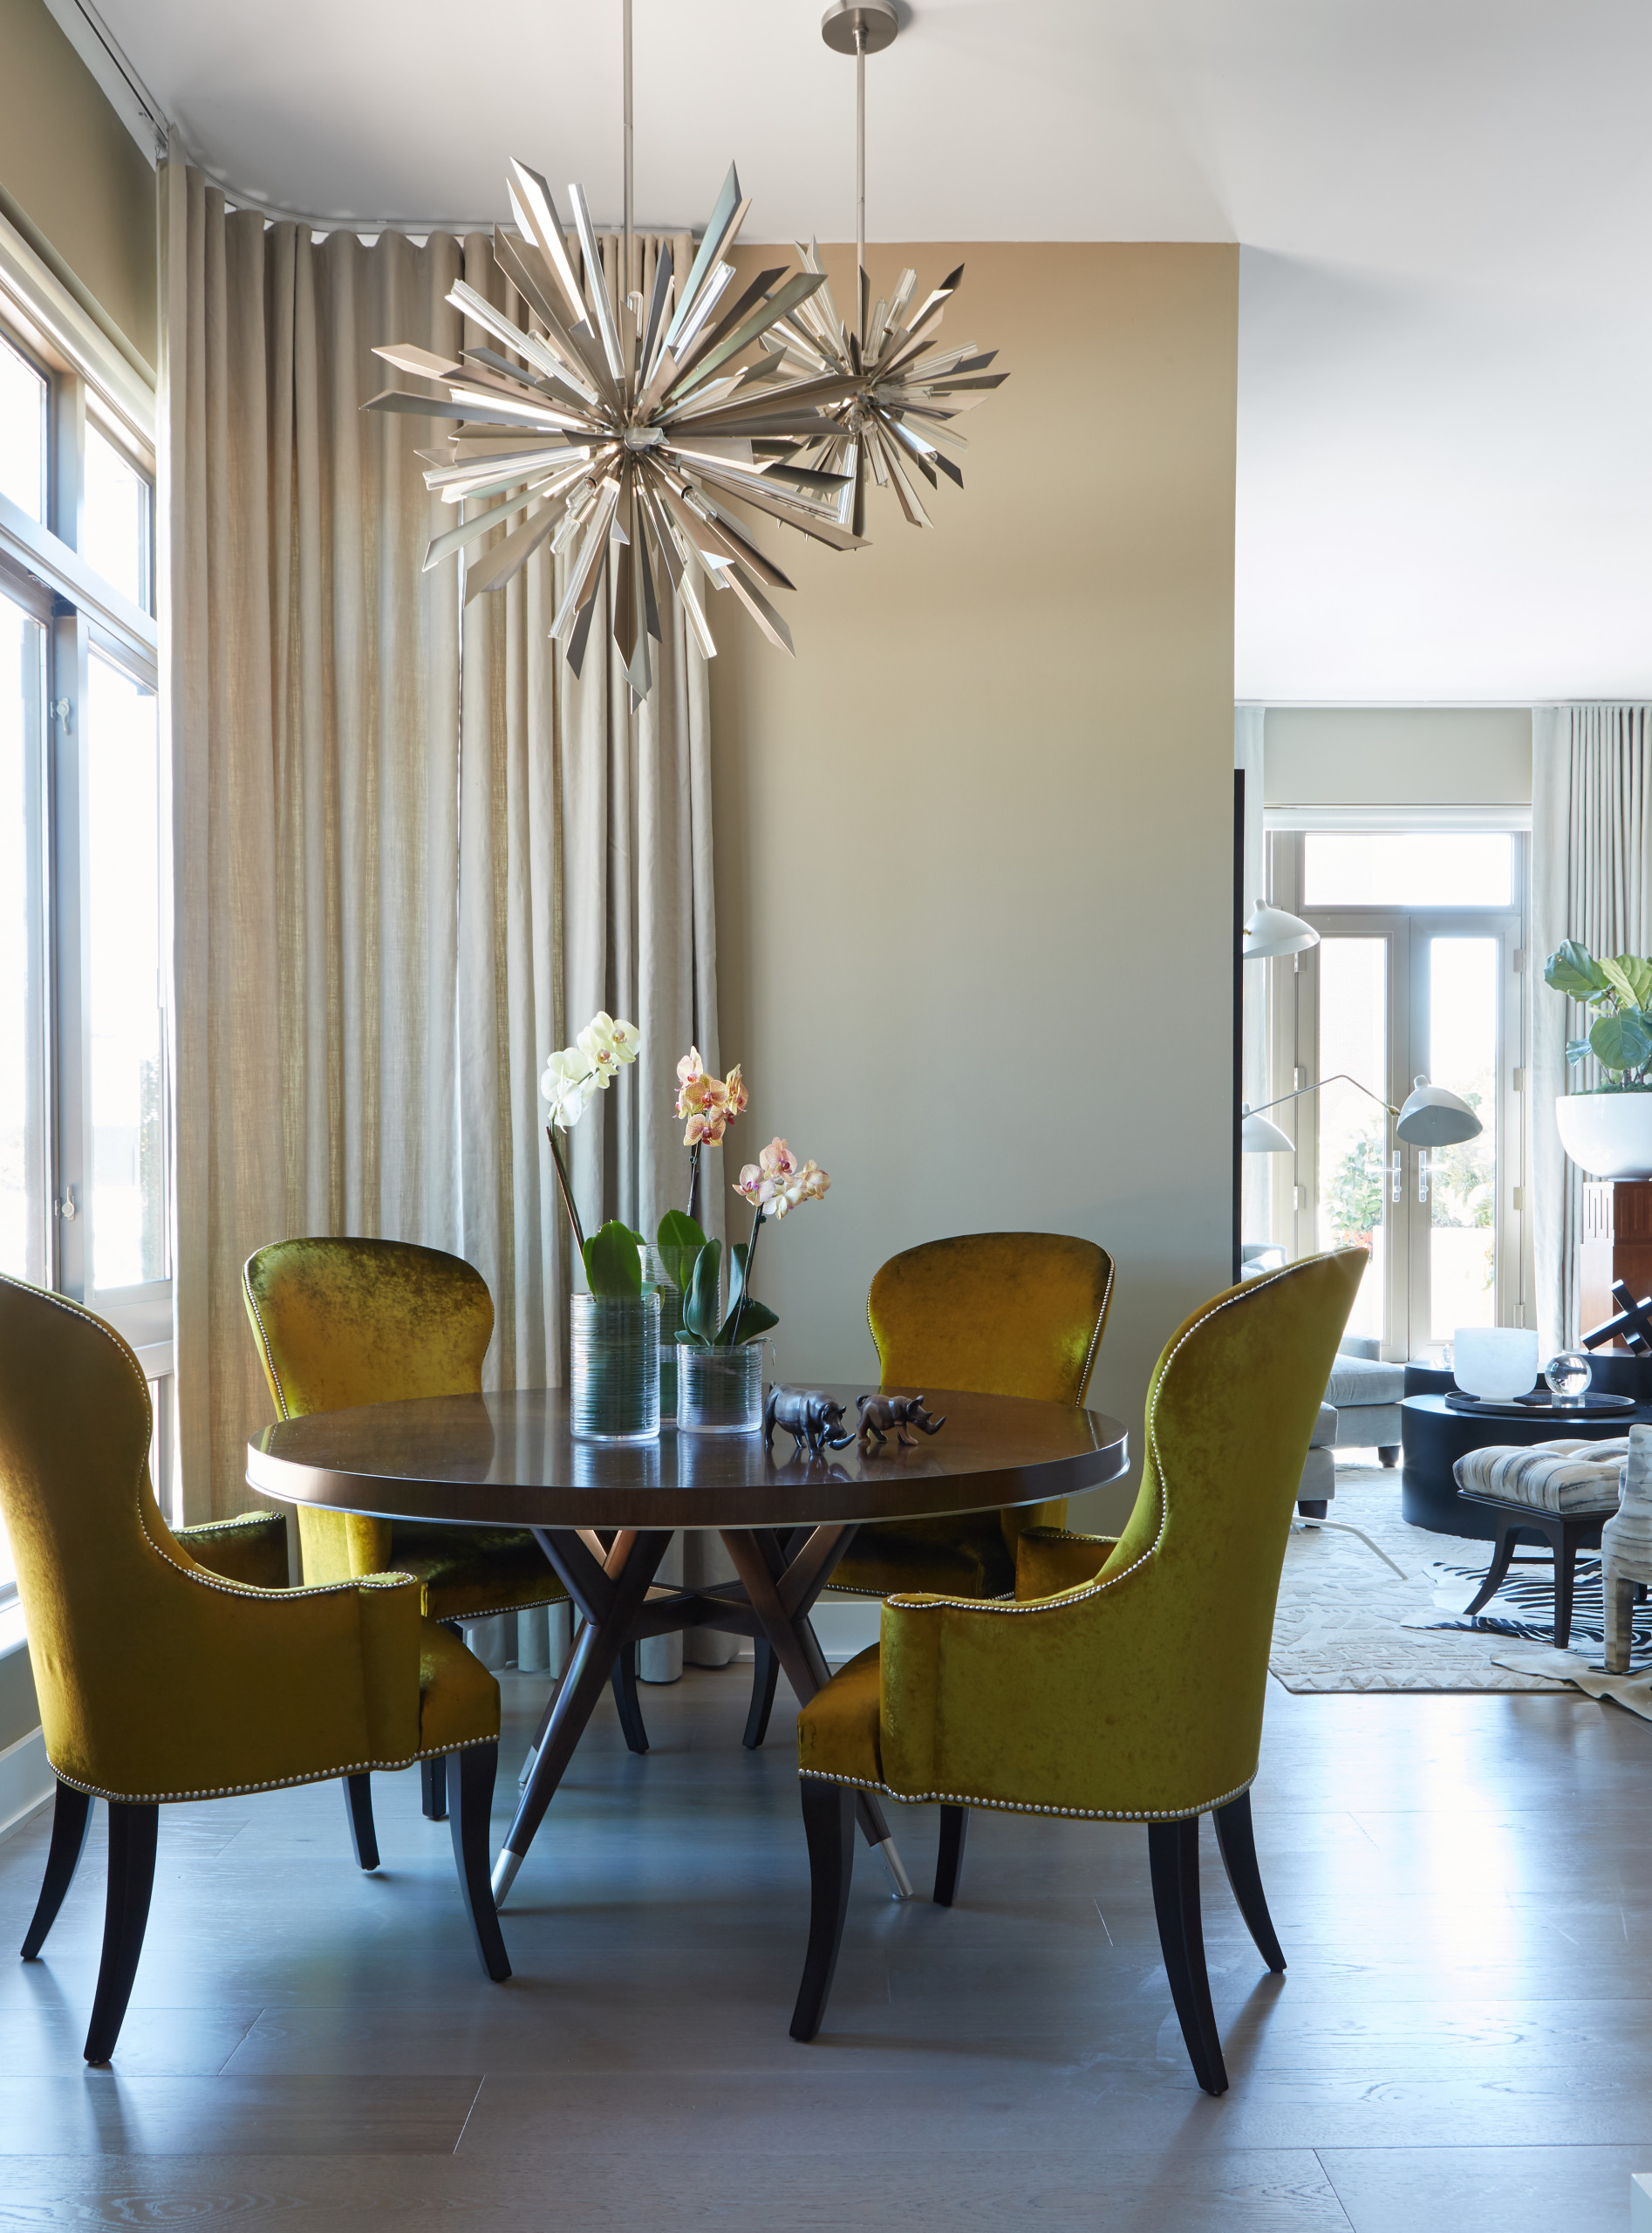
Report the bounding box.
[15,1286,498,1804]
[815,1267,1307,1811]
[795,1766,1258,1823]
[49,1733,498,1808]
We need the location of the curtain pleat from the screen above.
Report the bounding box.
[1531,704,1652,1352]
[162,161,725,1573]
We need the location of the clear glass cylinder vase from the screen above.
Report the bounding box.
[570,1291,660,1443]
[638,1246,684,1422]
[675,1341,765,1435]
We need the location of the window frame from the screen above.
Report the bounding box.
[0,229,170,1582]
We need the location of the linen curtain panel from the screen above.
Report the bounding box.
[160,161,727,1595]
[1531,704,1652,1353]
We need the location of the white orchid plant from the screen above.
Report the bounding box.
[541,1012,647,1298]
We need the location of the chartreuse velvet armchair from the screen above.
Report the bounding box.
[0,1274,509,2066]
[242,1239,629,1809]
[743,1233,1116,1750]
[789,1246,1366,2094]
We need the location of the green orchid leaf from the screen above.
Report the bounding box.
[682,1238,723,1344]
[715,1297,779,1347]
[1601,956,1652,1011]
[583,1218,645,1299]
[1590,1009,1652,1076]
[1546,940,1608,999]
[656,1210,708,1295]
[727,1239,750,1310]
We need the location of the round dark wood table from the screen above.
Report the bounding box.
[249,1383,1130,1903]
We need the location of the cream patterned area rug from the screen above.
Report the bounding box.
[1270,1466,1573,1694]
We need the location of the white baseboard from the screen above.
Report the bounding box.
[0,1725,51,1843]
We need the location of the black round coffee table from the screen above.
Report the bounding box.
[1401,1392,1649,1538]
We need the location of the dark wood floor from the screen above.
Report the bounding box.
[0,1657,1649,2229]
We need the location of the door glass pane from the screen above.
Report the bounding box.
[82,425,149,610]
[1428,937,1498,1342]
[86,647,167,1291]
[0,589,47,1286]
[1304,832,1512,909]
[0,334,46,522]
[1316,937,1387,1342]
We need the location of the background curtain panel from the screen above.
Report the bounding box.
[160,167,725,1602]
[1531,705,1652,1353]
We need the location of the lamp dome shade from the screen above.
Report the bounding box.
[1243,905,1319,962]
[1241,1111,1295,1153]
[1396,1077,1482,1146]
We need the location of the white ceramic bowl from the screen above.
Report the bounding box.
[1554,1092,1652,1181]
[1453,1325,1539,1401]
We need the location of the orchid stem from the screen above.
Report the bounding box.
[546,1125,588,1261]
[729,1199,762,1348]
[686,1143,700,1222]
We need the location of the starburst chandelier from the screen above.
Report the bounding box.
[367,6,878,702]
[766,1,1007,537]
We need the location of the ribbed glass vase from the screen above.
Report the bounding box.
[570,1292,660,1443]
[638,1246,684,1423]
[675,1341,764,1435]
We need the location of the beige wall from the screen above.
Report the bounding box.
[0,0,156,367]
[712,242,1239,1524]
[1264,707,1533,809]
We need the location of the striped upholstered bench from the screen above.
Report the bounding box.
[1452,1438,1628,1649]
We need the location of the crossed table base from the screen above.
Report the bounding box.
[492,1520,912,1904]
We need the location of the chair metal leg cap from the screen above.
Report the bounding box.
[875,1836,913,1900]
[490,1847,523,1907]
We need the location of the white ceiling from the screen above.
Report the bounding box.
[94,0,1652,701]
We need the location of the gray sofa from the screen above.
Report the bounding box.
[1297,1341,1407,1518]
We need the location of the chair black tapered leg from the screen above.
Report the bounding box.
[1554,1525,1580,1649]
[610,1642,649,1754]
[1212,1790,1284,1972]
[1147,1814,1227,2096]
[791,1779,856,2043]
[342,1774,379,1871]
[420,1753,447,1821]
[83,1802,159,2065]
[1464,1525,1519,1618]
[744,1642,782,1750]
[933,1805,969,1907]
[447,1745,510,1983]
[21,1781,94,1961]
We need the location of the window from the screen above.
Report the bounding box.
[0,278,167,1590]
[1302,830,1513,910]
[0,332,45,522]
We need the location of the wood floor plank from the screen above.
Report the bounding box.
[0,2078,480,2156]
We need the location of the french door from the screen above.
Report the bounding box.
[1267,837,1527,1360]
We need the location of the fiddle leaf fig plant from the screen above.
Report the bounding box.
[1546,940,1652,1089]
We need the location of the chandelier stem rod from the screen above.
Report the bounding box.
[623,0,634,328]
[855,20,866,347]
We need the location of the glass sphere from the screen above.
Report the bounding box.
[1545,1351,1593,1403]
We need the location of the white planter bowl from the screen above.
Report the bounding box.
[1554,1092,1652,1181]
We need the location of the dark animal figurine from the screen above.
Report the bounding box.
[764,1386,855,1461]
[857,1392,947,1457]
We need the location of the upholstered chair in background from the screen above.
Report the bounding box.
[0,1275,509,2066]
[788,1246,1366,2094]
[242,1239,631,1813]
[744,1232,1115,1749]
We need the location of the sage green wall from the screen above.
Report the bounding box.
[0,0,156,367]
[711,242,1239,1526]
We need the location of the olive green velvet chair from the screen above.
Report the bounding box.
[744,1233,1116,1750]
[0,1274,509,2066]
[242,1239,614,1806]
[788,1246,1366,2094]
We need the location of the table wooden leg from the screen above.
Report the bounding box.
[491,1528,671,1905]
[718,1527,913,1899]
